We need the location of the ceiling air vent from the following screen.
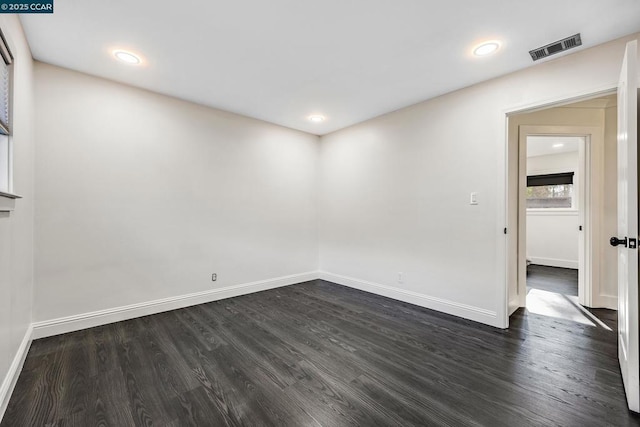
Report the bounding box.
[529,33,582,61]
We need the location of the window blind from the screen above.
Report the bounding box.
[527,172,574,187]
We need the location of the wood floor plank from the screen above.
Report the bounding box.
[3,270,640,426]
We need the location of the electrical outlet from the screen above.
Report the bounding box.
[212,273,217,281]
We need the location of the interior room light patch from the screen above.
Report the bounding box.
[113,50,142,65]
[473,41,500,56]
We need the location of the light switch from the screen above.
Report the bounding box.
[470,192,478,205]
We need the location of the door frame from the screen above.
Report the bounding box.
[500,86,617,328]
[515,126,598,311]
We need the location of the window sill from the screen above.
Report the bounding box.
[526,209,578,216]
[0,191,22,212]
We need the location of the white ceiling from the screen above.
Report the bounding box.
[20,0,640,135]
[527,136,582,158]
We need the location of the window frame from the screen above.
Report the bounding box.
[526,170,578,212]
[0,26,14,195]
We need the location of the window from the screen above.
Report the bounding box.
[0,27,12,194]
[526,172,574,209]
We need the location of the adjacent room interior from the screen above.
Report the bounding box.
[526,135,585,322]
[1,1,640,425]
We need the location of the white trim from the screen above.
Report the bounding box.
[32,271,320,339]
[596,294,617,311]
[498,112,510,328]
[526,209,579,216]
[508,298,520,316]
[504,85,618,117]
[528,257,579,269]
[319,271,500,327]
[0,325,33,422]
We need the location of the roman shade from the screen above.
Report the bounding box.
[527,172,574,187]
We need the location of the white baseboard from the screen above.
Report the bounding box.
[594,294,617,310]
[0,325,33,422]
[508,297,521,316]
[318,271,500,328]
[32,271,320,339]
[528,257,578,269]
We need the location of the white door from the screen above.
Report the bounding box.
[613,39,639,413]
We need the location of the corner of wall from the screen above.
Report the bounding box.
[0,325,32,421]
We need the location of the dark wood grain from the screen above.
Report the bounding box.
[527,264,578,295]
[3,277,639,426]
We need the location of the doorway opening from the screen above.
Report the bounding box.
[506,94,619,326]
[523,135,599,324]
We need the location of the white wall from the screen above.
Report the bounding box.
[526,151,580,268]
[319,33,639,327]
[33,63,320,322]
[527,151,579,177]
[0,16,34,417]
[526,212,579,268]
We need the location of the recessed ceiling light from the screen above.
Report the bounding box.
[473,41,501,57]
[113,50,141,65]
[308,115,325,123]
[553,143,564,148]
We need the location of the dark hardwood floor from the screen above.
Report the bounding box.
[3,279,639,426]
[527,264,578,296]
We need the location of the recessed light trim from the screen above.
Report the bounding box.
[473,41,501,57]
[308,115,325,123]
[113,50,142,65]
[552,143,565,148]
